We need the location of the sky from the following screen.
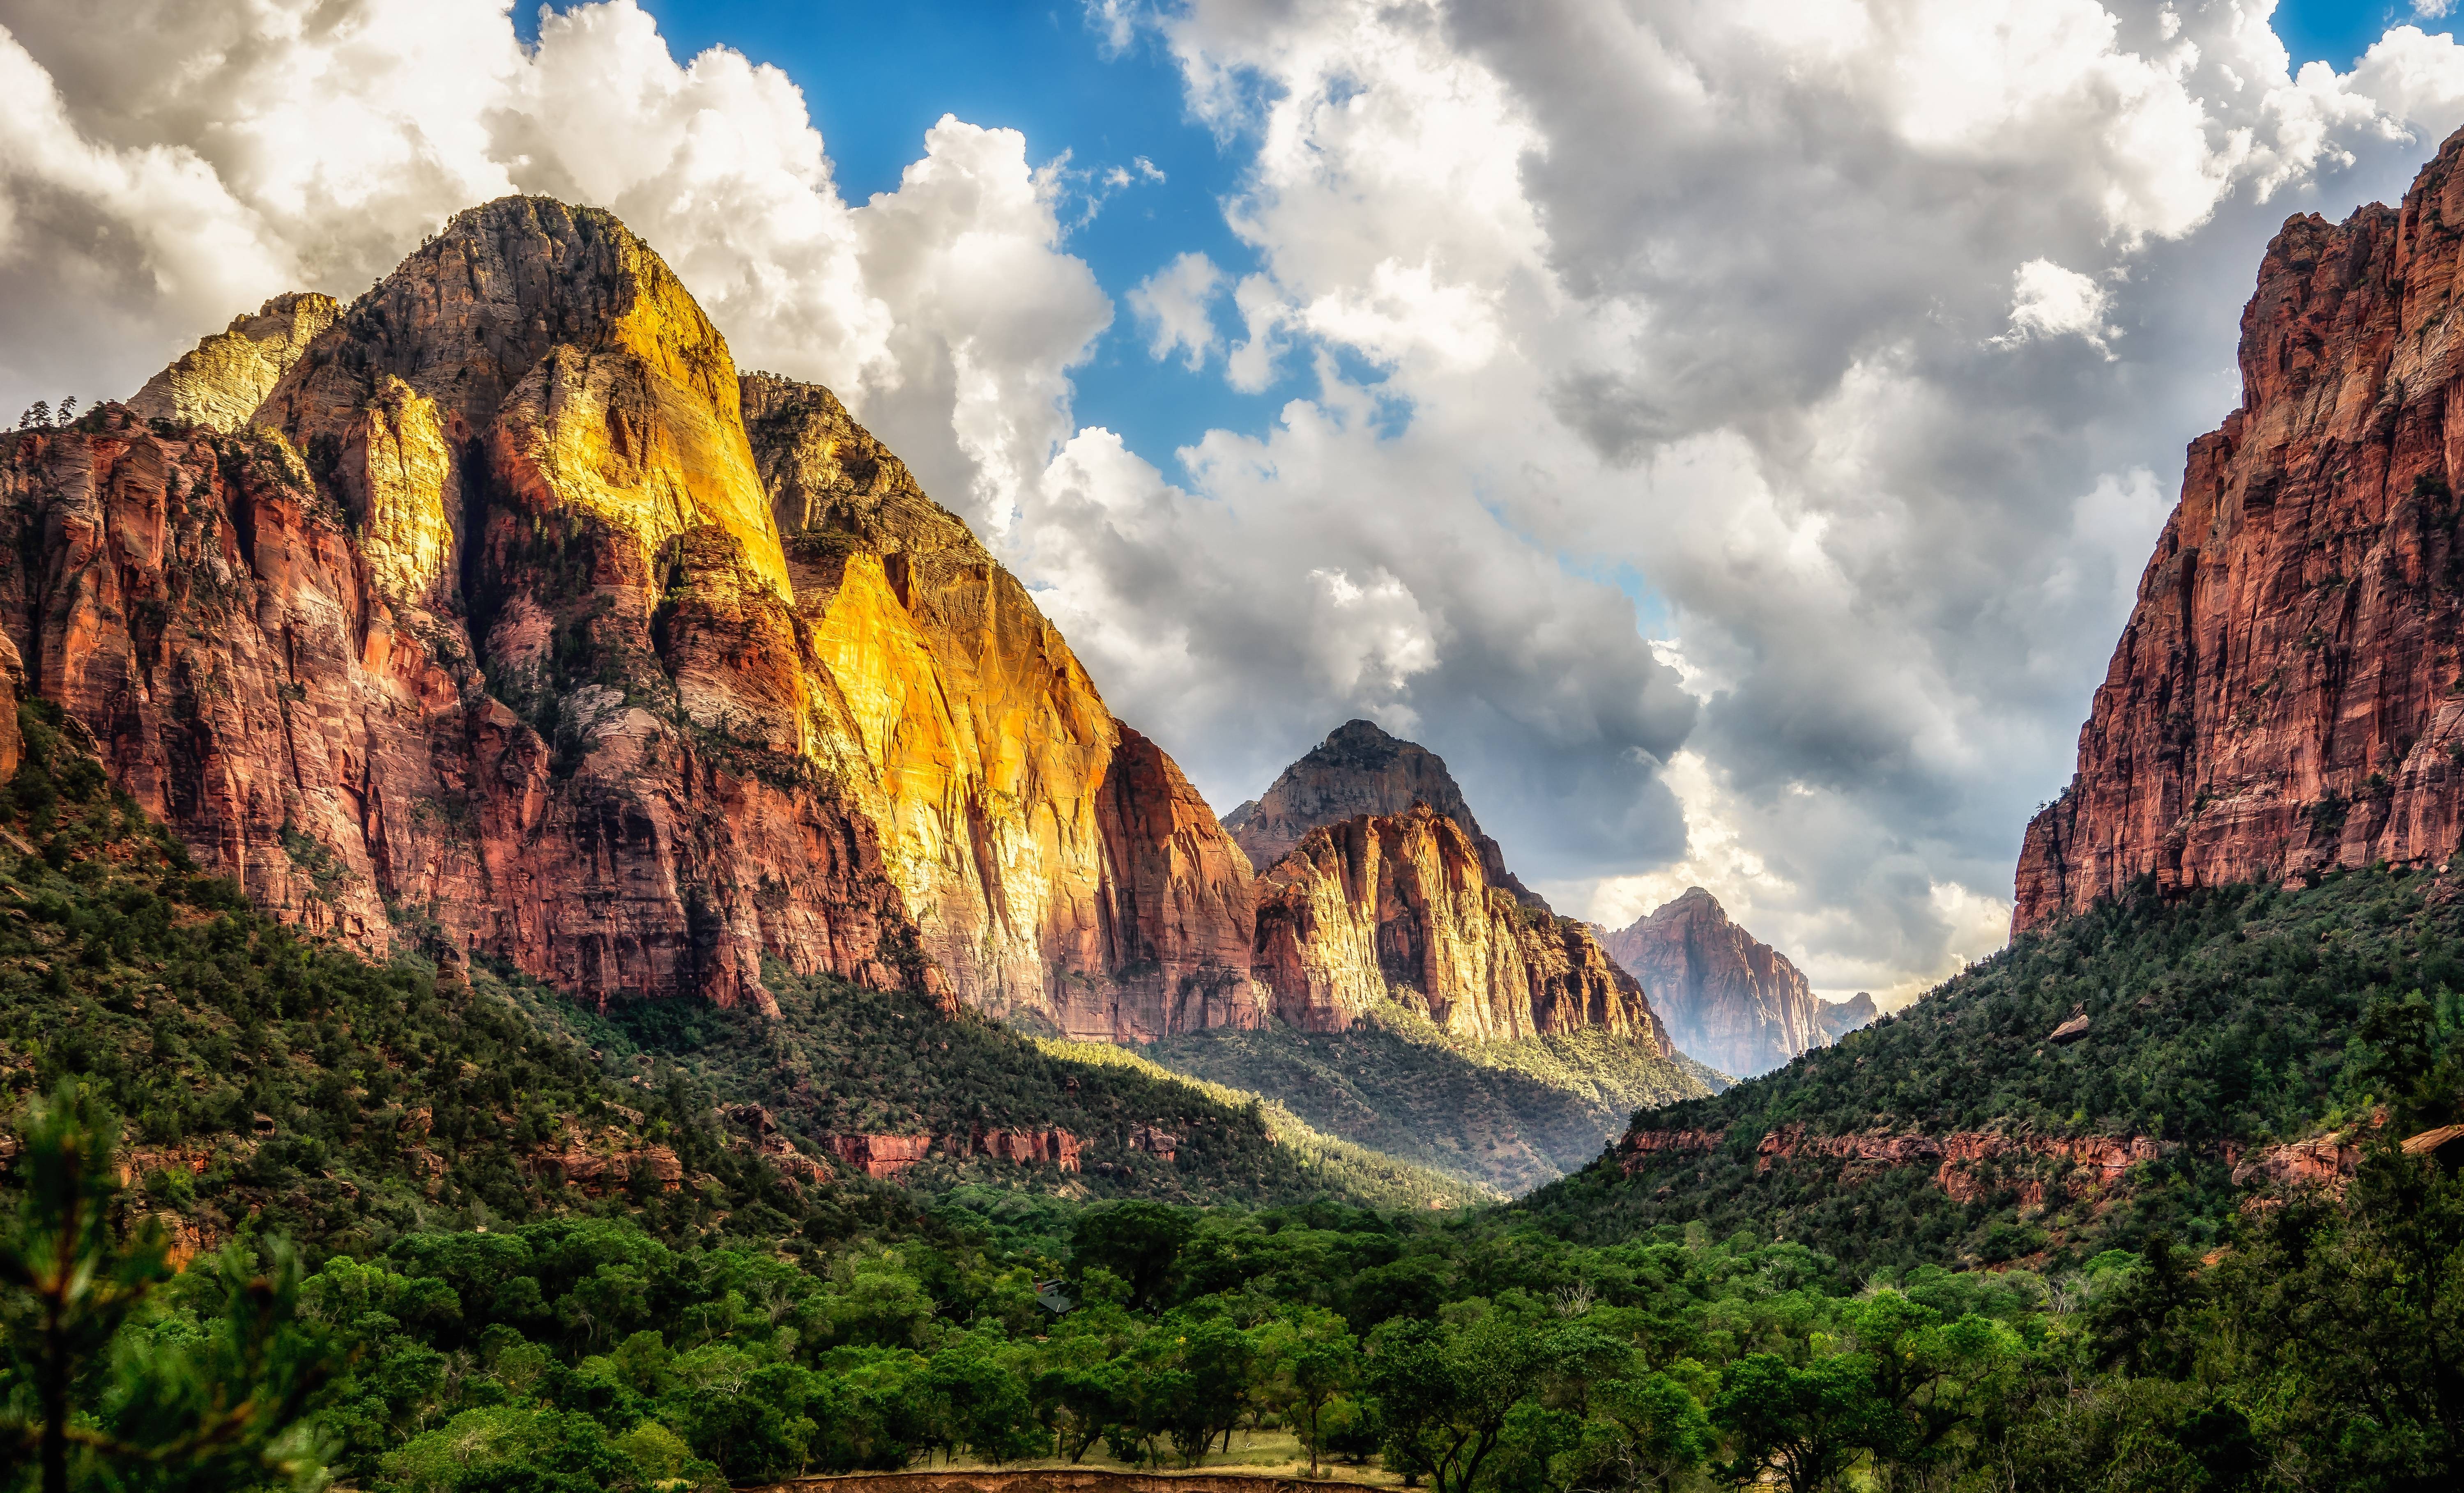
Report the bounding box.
[6,0,2464,1005]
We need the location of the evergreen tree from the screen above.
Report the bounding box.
[0,1083,336,1493]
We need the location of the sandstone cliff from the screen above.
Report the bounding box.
[2017,125,2464,929]
[0,196,1261,1034]
[741,373,1265,1039]
[1251,803,1668,1047]
[1598,887,1826,1077]
[1226,720,1546,908]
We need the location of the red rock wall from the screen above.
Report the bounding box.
[0,197,1268,1033]
[0,416,911,1011]
[2018,125,2464,929]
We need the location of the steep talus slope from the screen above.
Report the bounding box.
[1598,887,1828,1077]
[1253,804,1664,1043]
[1225,719,1545,908]
[1148,1001,1706,1194]
[1,196,1262,1036]
[741,374,1265,1039]
[1537,865,2464,1270]
[2017,125,2464,930]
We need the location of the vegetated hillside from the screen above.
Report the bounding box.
[515,965,1490,1212]
[1530,865,2464,1269]
[0,699,865,1255]
[1148,998,1705,1194]
[0,695,1469,1251]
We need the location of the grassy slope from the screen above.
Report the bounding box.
[1529,866,2464,1269]
[1144,997,1709,1194]
[0,699,1473,1251]
[514,965,1489,1212]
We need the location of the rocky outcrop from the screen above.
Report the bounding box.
[2017,125,2464,930]
[1617,1122,2170,1207]
[1817,991,1879,1041]
[816,1127,1086,1178]
[1252,803,1670,1046]
[1599,888,1826,1077]
[743,373,1266,1039]
[128,293,339,433]
[1226,720,1546,908]
[0,197,1262,1034]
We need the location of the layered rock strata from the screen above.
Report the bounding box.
[0,196,1261,1034]
[1599,887,1827,1077]
[1251,803,1669,1047]
[1227,720,1546,908]
[2017,125,2464,929]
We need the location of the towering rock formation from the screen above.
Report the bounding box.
[1598,888,1825,1077]
[2016,125,2464,930]
[0,197,1261,1036]
[1226,720,1546,908]
[740,373,1265,1037]
[1251,804,1668,1048]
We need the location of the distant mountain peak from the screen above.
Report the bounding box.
[1599,890,1827,1077]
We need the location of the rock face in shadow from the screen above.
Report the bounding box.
[0,196,1261,1034]
[1251,803,1668,1047]
[1598,887,1827,1077]
[2017,124,2464,931]
[1226,720,1547,909]
[1818,991,1880,1041]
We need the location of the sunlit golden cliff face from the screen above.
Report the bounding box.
[742,374,1267,1039]
[0,197,1261,1032]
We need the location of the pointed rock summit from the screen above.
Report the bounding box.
[1251,802,1666,1046]
[1226,719,1546,908]
[1597,888,1827,1077]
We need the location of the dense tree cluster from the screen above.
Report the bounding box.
[0,706,2461,1489]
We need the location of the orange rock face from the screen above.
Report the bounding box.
[0,197,1269,1033]
[1226,720,1545,907]
[743,373,1266,1040]
[2018,125,2464,930]
[1251,804,1668,1045]
[1599,888,1826,1077]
